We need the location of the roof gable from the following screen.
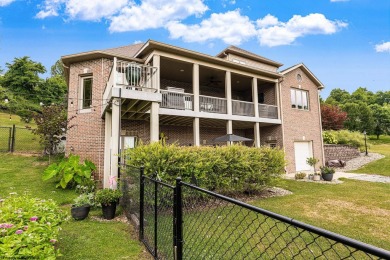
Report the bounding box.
[280,63,324,89]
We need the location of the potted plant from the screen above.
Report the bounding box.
[71,193,94,220]
[306,157,321,181]
[320,166,335,181]
[95,188,122,220]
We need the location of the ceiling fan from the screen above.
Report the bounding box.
[202,76,222,87]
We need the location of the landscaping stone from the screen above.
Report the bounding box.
[333,152,384,171]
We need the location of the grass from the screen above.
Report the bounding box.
[0,154,148,259]
[0,112,42,152]
[350,135,390,176]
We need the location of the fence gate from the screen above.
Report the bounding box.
[0,126,12,152]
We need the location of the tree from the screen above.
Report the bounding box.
[2,56,46,96]
[50,59,65,79]
[325,88,351,105]
[36,75,67,105]
[370,104,390,139]
[342,102,374,133]
[32,104,73,155]
[321,104,347,130]
[350,87,375,105]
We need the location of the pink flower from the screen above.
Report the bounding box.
[0,223,14,229]
[15,230,23,234]
[30,216,38,222]
[23,226,28,231]
[50,239,57,244]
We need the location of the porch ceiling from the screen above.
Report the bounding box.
[120,99,151,120]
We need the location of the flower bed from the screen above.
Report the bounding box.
[0,194,66,259]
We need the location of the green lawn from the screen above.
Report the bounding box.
[0,154,148,259]
[350,135,390,176]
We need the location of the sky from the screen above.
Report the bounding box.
[0,0,389,98]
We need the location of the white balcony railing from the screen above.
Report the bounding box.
[199,95,227,114]
[259,104,278,119]
[116,60,157,92]
[161,90,194,110]
[232,100,255,117]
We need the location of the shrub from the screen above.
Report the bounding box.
[42,154,96,189]
[323,130,369,151]
[123,142,286,193]
[0,194,66,259]
[295,172,306,180]
[72,193,95,207]
[95,189,122,206]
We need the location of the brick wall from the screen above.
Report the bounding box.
[66,58,113,182]
[324,144,360,162]
[260,125,283,148]
[281,67,324,173]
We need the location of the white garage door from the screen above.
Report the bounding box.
[294,141,313,172]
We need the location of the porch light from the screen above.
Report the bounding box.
[180,69,184,72]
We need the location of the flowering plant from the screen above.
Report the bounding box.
[0,194,66,259]
[95,188,122,206]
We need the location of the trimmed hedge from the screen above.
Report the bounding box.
[123,143,286,193]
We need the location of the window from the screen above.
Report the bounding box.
[269,143,277,149]
[80,76,92,110]
[258,93,264,104]
[291,89,309,110]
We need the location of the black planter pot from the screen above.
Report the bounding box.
[102,202,117,220]
[322,173,334,181]
[71,205,90,220]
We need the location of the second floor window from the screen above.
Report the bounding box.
[81,76,92,110]
[291,88,309,110]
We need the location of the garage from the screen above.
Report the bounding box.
[294,141,313,172]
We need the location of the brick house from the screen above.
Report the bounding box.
[62,40,324,188]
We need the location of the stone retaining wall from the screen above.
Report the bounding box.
[324,144,360,162]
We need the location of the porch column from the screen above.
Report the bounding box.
[226,120,233,146]
[110,98,120,189]
[193,117,200,146]
[225,71,232,116]
[252,78,259,118]
[150,55,160,142]
[275,82,281,119]
[254,122,261,148]
[193,63,199,112]
[103,112,112,188]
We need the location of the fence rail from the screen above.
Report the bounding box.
[161,91,194,111]
[120,165,390,260]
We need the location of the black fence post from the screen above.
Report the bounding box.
[175,177,183,260]
[139,166,145,241]
[10,124,16,152]
[154,175,158,258]
[7,127,11,152]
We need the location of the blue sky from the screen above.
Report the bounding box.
[0,0,389,98]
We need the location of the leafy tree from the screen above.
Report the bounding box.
[321,104,347,130]
[342,102,374,133]
[2,56,46,96]
[374,91,390,106]
[31,104,73,155]
[50,59,65,79]
[350,87,375,105]
[370,104,390,139]
[36,75,67,105]
[325,88,351,105]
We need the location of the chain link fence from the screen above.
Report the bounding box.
[121,165,390,260]
[0,125,42,154]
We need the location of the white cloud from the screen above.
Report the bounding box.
[0,0,15,7]
[166,10,256,45]
[375,42,390,53]
[36,0,66,19]
[256,13,348,47]
[36,0,129,20]
[109,0,208,32]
